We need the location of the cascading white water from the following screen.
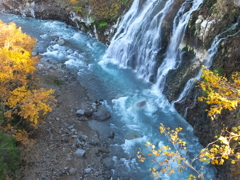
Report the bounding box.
[103,0,174,81]
[0,0,220,178]
[172,21,240,107]
[152,0,204,93]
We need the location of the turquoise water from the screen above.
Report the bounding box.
[0,13,217,180]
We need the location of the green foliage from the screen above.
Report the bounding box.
[0,113,3,125]
[121,0,129,5]
[213,67,224,76]
[205,0,217,9]
[182,46,189,52]
[99,21,107,28]
[69,0,133,22]
[0,131,20,180]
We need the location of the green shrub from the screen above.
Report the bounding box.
[0,131,20,180]
[213,67,224,76]
[99,21,107,27]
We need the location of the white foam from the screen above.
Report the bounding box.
[121,136,148,153]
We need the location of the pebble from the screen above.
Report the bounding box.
[69,168,77,175]
[74,149,86,158]
[84,168,92,174]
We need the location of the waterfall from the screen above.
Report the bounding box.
[104,0,205,95]
[172,21,240,109]
[152,0,204,93]
[103,0,175,81]
[0,7,218,179]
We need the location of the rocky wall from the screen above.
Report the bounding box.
[0,0,133,44]
[167,1,240,179]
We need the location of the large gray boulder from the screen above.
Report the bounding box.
[92,106,111,121]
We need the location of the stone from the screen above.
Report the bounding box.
[98,147,109,154]
[136,101,146,108]
[108,131,115,138]
[57,38,65,46]
[78,116,88,121]
[56,117,60,121]
[66,158,72,161]
[74,149,86,158]
[61,136,69,143]
[68,125,75,129]
[84,168,91,174]
[80,135,88,140]
[92,109,111,121]
[84,108,94,117]
[76,109,85,116]
[69,168,77,175]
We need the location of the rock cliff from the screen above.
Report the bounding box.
[167,1,240,179]
[0,0,132,44]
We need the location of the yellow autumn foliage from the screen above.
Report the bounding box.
[198,67,240,120]
[0,20,56,130]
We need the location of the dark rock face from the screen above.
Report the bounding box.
[165,1,240,180]
[0,0,133,44]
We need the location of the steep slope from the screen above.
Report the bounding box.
[0,0,133,44]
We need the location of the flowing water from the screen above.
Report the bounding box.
[172,20,240,114]
[0,0,220,179]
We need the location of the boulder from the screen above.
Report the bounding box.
[92,109,111,121]
[57,38,65,46]
[136,101,146,108]
[84,108,94,117]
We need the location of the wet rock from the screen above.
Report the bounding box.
[108,131,115,138]
[92,109,111,121]
[136,101,146,108]
[57,38,65,46]
[103,157,114,168]
[125,132,141,140]
[98,147,109,154]
[74,149,86,158]
[84,108,94,117]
